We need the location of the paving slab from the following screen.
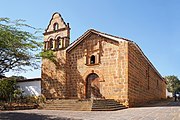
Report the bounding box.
[0,100,180,120]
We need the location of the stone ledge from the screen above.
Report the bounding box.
[0,104,37,111]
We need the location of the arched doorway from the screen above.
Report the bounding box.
[86,73,102,99]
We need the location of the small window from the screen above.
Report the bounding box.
[57,37,61,49]
[147,66,150,90]
[86,54,100,65]
[157,79,159,87]
[90,55,95,64]
[145,70,148,79]
[49,39,53,49]
[53,23,59,31]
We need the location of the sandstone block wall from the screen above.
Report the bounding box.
[128,42,166,106]
[118,41,129,105]
[67,33,128,103]
[41,50,67,99]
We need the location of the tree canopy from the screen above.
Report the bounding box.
[0,18,42,75]
[0,77,17,101]
[165,75,180,93]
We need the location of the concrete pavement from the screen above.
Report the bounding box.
[0,99,180,120]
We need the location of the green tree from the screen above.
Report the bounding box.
[39,50,55,61]
[0,18,42,75]
[0,77,17,101]
[164,75,180,93]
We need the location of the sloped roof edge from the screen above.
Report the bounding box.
[45,12,67,33]
[66,29,131,52]
[132,42,164,80]
[66,29,164,81]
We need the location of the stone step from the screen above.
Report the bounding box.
[93,102,123,105]
[92,105,126,109]
[46,101,78,104]
[44,107,72,110]
[42,99,127,111]
[92,104,125,108]
[92,99,127,111]
[92,104,125,107]
[43,99,92,111]
[91,107,126,111]
[45,103,77,106]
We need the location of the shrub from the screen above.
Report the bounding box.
[0,77,17,102]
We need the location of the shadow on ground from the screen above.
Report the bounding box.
[135,98,180,108]
[0,112,81,120]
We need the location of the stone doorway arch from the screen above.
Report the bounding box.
[86,73,102,99]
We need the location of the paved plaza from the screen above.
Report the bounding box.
[0,100,180,120]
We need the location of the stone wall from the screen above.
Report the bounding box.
[67,33,129,103]
[41,50,67,99]
[42,13,70,99]
[118,41,129,105]
[41,18,166,107]
[128,42,166,107]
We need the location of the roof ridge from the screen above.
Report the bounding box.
[66,29,164,83]
[68,29,91,47]
[90,29,132,42]
[67,29,130,52]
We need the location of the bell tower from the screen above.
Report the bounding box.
[43,12,70,50]
[41,12,70,99]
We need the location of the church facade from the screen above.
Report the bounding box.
[41,13,166,107]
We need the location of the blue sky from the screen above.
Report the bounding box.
[1,0,180,78]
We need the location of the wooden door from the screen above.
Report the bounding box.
[86,73,102,99]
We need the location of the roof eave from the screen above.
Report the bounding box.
[66,29,129,52]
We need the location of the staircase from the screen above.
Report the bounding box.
[42,99,127,111]
[92,99,127,111]
[43,99,92,111]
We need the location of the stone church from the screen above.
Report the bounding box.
[41,12,166,107]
